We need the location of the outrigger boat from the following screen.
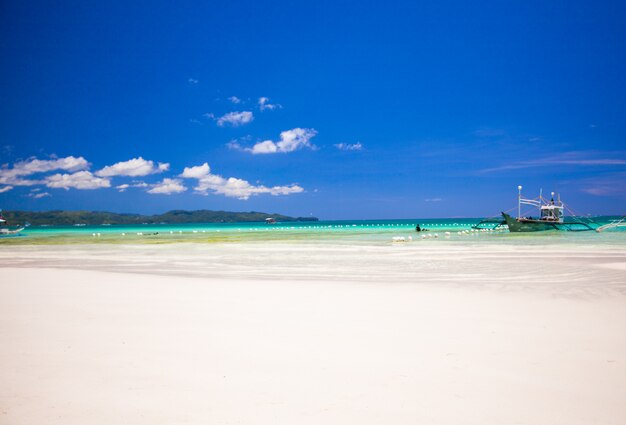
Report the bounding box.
[0,210,25,236]
[503,186,595,232]
[474,186,596,232]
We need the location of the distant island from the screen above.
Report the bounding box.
[3,210,319,226]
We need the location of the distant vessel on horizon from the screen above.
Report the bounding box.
[0,209,25,236]
[501,186,595,232]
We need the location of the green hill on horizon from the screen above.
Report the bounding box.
[2,209,319,226]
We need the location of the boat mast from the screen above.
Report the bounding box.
[517,185,522,218]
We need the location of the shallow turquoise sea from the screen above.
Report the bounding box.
[2,217,625,246]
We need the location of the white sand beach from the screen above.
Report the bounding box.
[1,242,626,424]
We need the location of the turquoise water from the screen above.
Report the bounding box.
[2,217,625,245]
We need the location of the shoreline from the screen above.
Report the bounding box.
[2,242,626,293]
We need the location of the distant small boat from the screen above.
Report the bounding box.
[265,217,277,224]
[502,186,595,232]
[0,210,25,236]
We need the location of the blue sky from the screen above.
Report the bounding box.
[1,1,625,219]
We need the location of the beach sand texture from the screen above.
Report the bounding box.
[1,242,626,424]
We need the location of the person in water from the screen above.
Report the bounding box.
[415,224,429,232]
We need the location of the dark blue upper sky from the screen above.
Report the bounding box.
[1,1,625,218]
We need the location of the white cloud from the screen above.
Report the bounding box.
[45,171,111,190]
[258,97,281,111]
[480,152,626,173]
[115,181,148,192]
[213,111,254,127]
[425,198,443,202]
[27,191,51,199]
[195,175,303,200]
[147,178,187,195]
[335,142,363,151]
[181,163,211,178]
[0,177,39,186]
[0,156,89,186]
[181,162,304,200]
[188,78,198,84]
[249,140,279,154]
[96,157,170,177]
[247,128,317,155]
[0,186,13,193]
[228,96,241,104]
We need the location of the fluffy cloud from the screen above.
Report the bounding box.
[208,111,254,127]
[45,171,111,190]
[258,97,281,111]
[1,154,305,199]
[181,162,304,200]
[188,78,198,84]
[245,128,317,155]
[147,178,187,195]
[228,96,242,104]
[0,156,89,186]
[96,157,169,177]
[181,163,211,179]
[335,142,363,151]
